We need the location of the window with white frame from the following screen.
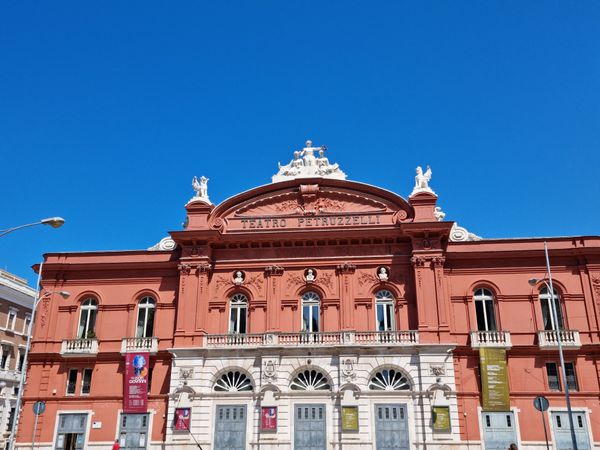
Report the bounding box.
[6,309,17,331]
[77,298,98,338]
[229,293,248,334]
[66,369,77,395]
[17,349,25,372]
[23,314,31,334]
[0,345,10,370]
[81,368,93,394]
[301,292,320,333]
[474,288,497,331]
[539,286,564,330]
[136,297,156,338]
[375,290,395,331]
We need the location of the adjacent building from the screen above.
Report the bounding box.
[0,270,34,450]
[14,142,600,450]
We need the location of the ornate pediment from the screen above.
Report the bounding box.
[205,178,414,233]
[235,189,388,217]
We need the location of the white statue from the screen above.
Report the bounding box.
[300,140,323,167]
[411,165,435,195]
[434,207,446,222]
[272,140,347,182]
[233,271,244,285]
[305,269,315,282]
[191,175,211,203]
[377,267,389,282]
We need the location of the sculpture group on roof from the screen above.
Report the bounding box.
[272,140,347,182]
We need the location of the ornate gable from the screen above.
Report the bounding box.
[206,178,413,233]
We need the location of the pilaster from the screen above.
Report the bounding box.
[264,265,285,332]
[336,262,356,330]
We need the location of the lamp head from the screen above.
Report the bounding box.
[58,291,71,299]
[41,217,65,229]
[528,278,539,286]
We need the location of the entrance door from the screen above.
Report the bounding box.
[54,414,88,450]
[119,413,150,450]
[294,404,326,450]
[214,405,247,450]
[375,404,409,450]
[551,411,591,450]
[481,412,517,450]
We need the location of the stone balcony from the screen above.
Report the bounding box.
[0,368,20,383]
[470,330,512,349]
[121,337,159,354]
[537,329,581,350]
[204,330,419,349]
[60,338,99,357]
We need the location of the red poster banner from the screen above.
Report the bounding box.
[173,408,191,432]
[261,407,277,432]
[123,352,149,413]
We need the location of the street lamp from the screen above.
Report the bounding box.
[0,218,65,238]
[7,261,70,450]
[528,241,578,450]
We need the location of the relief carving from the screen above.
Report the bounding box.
[592,274,600,302]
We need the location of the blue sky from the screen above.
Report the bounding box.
[1,2,599,285]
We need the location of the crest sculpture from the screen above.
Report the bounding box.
[272,140,347,182]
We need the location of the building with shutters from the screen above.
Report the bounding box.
[14,141,600,450]
[0,270,35,450]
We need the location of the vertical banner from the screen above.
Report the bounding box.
[124,352,149,412]
[341,406,359,432]
[260,407,277,432]
[480,348,510,411]
[173,408,191,432]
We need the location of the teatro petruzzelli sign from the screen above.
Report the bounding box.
[238,214,384,229]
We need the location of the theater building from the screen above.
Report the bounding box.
[15,142,600,450]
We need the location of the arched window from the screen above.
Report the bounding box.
[368,368,411,391]
[214,370,253,392]
[229,294,248,334]
[540,286,563,330]
[474,288,497,331]
[290,369,331,391]
[375,290,395,331]
[136,296,156,338]
[78,298,98,338]
[301,292,320,333]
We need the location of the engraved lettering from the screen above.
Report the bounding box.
[306,218,312,226]
[241,219,248,229]
[353,216,360,225]
[249,219,256,229]
[272,219,279,227]
[257,219,263,228]
[280,218,287,227]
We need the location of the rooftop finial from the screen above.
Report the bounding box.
[189,175,211,204]
[272,140,346,182]
[411,165,435,196]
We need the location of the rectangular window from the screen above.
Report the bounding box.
[546,362,561,391]
[565,362,578,391]
[23,314,31,334]
[81,368,92,395]
[67,369,78,395]
[17,350,25,372]
[6,309,17,331]
[0,346,10,370]
[6,408,15,432]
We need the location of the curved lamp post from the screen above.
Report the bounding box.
[1,217,65,450]
[0,218,65,238]
[528,241,578,450]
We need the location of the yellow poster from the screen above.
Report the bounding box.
[432,406,450,431]
[341,406,359,431]
[480,347,510,411]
